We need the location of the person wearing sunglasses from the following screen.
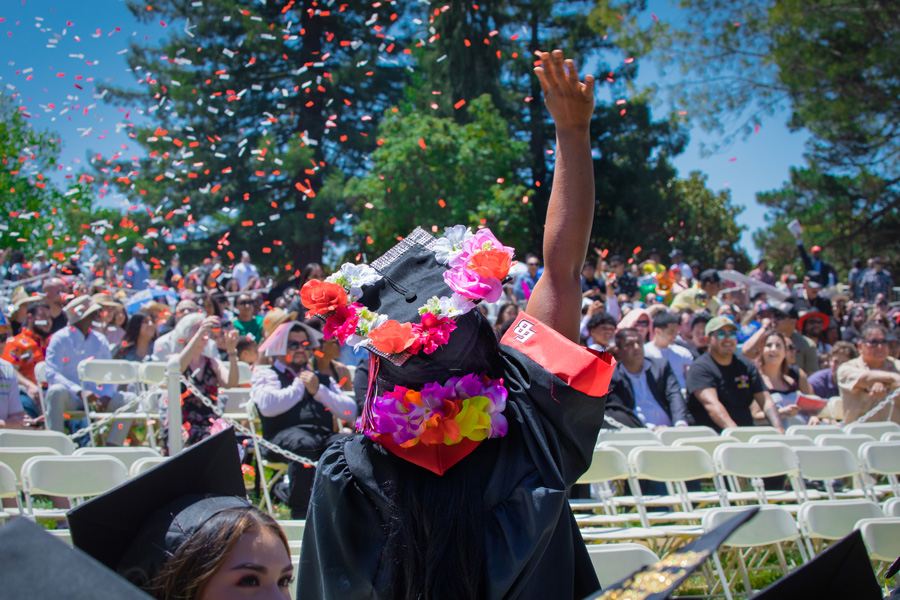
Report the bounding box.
[686,316,784,433]
[250,321,357,519]
[836,322,900,425]
[233,293,264,342]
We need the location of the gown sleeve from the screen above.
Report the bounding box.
[499,313,616,491]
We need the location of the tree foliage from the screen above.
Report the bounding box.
[344,95,532,256]
[0,94,98,257]
[98,0,413,269]
[752,165,899,275]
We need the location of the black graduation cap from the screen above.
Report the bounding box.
[751,529,881,599]
[355,227,500,388]
[0,518,153,599]
[583,507,760,600]
[67,428,249,588]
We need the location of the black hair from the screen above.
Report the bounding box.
[121,311,152,347]
[690,312,712,330]
[26,301,50,318]
[860,322,888,340]
[652,311,680,330]
[235,336,255,355]
[614,327,641,348]
[586,312,616,330]
[851,258,862,269]
[609,254,624,265]
[699,269,720,284]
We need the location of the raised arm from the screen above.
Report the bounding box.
[526,50,596,343]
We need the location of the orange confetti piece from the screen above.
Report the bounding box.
[418,138,427,149]
[454,99,466,109]
[633,246,642,254]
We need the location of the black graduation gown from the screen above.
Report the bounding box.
[297,314,614,599]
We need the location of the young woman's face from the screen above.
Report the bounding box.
[114,307,127,327]
[200,527,292,600]
[763,335,786,366]
[140,314,157,338]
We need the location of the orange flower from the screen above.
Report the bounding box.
[300,280,348,316]
[368,320,416,355]
[468,248,512,280]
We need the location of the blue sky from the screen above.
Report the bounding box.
[1,0,808,260]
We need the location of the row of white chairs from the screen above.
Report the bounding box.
[597,422,900,447]
[573,441,900,543]
[587,504,900,599]
[33,359,253,448]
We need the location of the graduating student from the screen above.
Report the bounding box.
[296,50,616,600]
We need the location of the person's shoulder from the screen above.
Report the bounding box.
[807,368,830,382]
[670,344,693,360]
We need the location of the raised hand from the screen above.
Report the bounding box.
[534,50,595,133]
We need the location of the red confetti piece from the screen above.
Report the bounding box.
[454,99,466,109]
[418,138,427,149]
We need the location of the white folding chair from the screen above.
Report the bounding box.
[749,434,814,448]
[797,499,883,556]
[21,455,128,520]
[0,447,62,513]
[586,544,660,588]
[794,446,866,501]
[277,519,306,557]
[77,359,144,446]
[597,428,659,444]
[625,446,719,532]
[46,529,73,546]
[855,517,900,574]
[571,447,633,519]
[844,421,900,439]
[883,497,900,517]
[656,426,718,445]
[220,388,252,421]
[672,436,735,456]
[129,456,168,477]
[596,439,663,456]
[0,430,75,455]
[721,426,780,443]
[139,362,168,388]
[858,441,900,499]
[245,399,289,515]
[816,433,875,458]
[703,506,808,600]
[73,446,162,471]
[785,424,844,442]
[713,443,805,506]
[0,462,21,523]
[237,361,253,385]
[883,432,900,442]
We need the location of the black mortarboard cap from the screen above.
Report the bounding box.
[67,428,249,588]
[583,507,759,600]
[751,529,881,599]
[0,518,153,599]
[355,227,501,388]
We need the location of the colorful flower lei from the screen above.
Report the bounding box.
[300,226,514,357]
[362,373,508,446]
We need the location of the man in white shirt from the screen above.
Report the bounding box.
[250,321,357,518]
[231,251,260,291]
[44,297,134,445]
[668,249,694,283]
[644,311,694,389]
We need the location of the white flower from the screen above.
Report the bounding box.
[327,263,382,300]
[432,225,474,265]
[437,294,475,318]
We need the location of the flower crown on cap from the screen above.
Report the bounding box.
[300,226,515,360]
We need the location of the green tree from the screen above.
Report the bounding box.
[344,95,532,255]
[0,94,96,257]
[594,0,900,176]
[589,98,690,259]
[665,171,751,271]
[752,165,899,276]
[99,0,413,269]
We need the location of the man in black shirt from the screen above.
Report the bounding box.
[789,270,833,317]
[609,254,639,301]
[686,317,784,433]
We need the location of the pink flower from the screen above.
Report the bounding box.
[323,304,361,343]
[450,229,514,269]
[410,312,457,354]
[443,267,503,302]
